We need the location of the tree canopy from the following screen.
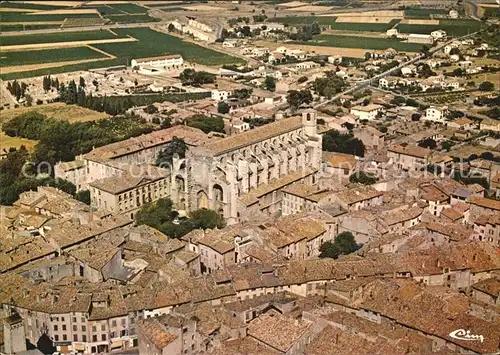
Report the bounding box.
[479,81,495,91]
[217,101,230,114]
[179,69,216,86]
[322,131,365,157]
[286,89,313,108]
[319,232,360,259]
[311,71,345,98]
[264,76,276,92]
[156,137,188,167]
[135,198,226,238]
[349,171,378,185]
[185,114,225,134]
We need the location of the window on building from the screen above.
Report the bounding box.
[73,335,78,342]
[112,320,117,327]
[53,325,58,331]
[92,335,97,342]
[54,335,59,342]
[62,324,66,331]
[102,334,107,341]
[82,335,87,342]
[63,334,67,341]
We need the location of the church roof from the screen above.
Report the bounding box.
[198,117,302,156]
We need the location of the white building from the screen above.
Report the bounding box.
[431,30,447,41]
[425,106,449,124]
[401,65,416,76]
[408,34,434,44]
[449,9,459,18]
[350,104,383,121]
[211,89,230,101]
[328,55,342,64]
[387,28,398,37]
[131,55,184,72]
[222,39,239,47]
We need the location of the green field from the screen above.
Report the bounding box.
[396,19,485,37]
[329,19,401,32]
[82,5,125,15]
[0,1,69,10]
[1,24,61,32]
[93,28,245,66]
[1,47,106,66]
[404,7,448,18]
[0,30,122,46]
[105,14,160,24]
[1,11,100,22]
[108,3,147,14]
[0,27,244,80]
[161,7,187,12]
[275,16,399,31]
[483,7,500,18]
[302,34,423,51]
[275,16,338,25]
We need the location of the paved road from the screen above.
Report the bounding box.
[313,30,482,109]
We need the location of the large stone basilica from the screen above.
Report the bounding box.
[171,109,323,224]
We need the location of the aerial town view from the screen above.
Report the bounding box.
[0,0,499,354]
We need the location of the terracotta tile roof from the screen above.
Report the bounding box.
[441,207,463,221]
[56,160,85,172]
[473,213,500,226]
[424,222,471,241]
[257,215,325,248]
[89,164,169,194]
[335,186,383,206]
[472,277,500,298]
[84,126,208,162]
[468,196,500,211]
[239,168,317,207]
[282,182,332,202]
[137,319,178,350]
[198,227,239,255]
[197,116,302,156]
[213,338,281,355]
[388,144,431,159]
[322,152,357,170]
[248,313,312,353]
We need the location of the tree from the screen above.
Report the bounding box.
[264,76,276,91]
[168,23,175,32]
[322,131,365,157]
[189,208,226,230]
[179,69,216,86]
[156,137,188,167]
[144,104,159,114]
[479,81,495,91]
[217,101,230,114]
[297,76,308,83]
[349,171,378,185]
[286,89,313,108]
[75,190,91,204]
[418,138,437,149]
[319,232,359,259]
[185,114,225,134]
[135,198,225,239]
[79,76,86,88]
[311,72,345,98]
[364,52,372,60]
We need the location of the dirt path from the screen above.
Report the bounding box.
[86,45,115,58]
[1,57,114,74]
[1,37,138,52]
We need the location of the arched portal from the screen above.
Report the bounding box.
[176,175,185,192]
[213,184,224,202]
[197,190,209,209]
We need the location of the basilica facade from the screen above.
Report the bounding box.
[171,109,323,224]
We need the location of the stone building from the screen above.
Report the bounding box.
[171,110,323,224]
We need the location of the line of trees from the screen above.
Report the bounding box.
[322,130,366,157]
[42,75,60,92]
[6,80,28,100]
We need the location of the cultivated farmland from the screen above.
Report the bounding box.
[329,19,400,32]
[0,1,70,10]
[0,27,244,80]
[0,103,109,123]
[108,3,148,14]
[0,30,122,47]
[396,19,485,37]
[1,47,107,67]
[404,7,448,18]
[302,34,423,52]
[92,28,245,66]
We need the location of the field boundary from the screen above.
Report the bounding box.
[1,56,115,74]
[0,36,138,52]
